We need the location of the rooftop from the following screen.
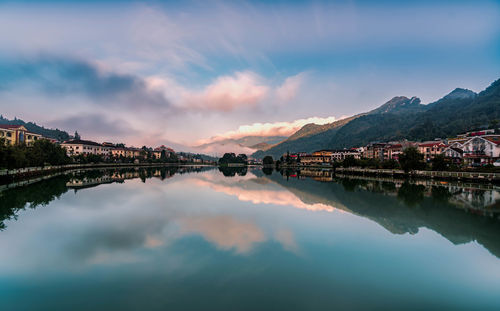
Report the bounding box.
[62,139,102,147]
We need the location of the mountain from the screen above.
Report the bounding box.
[252,115,358,159]
[368,96,425,115]
[195,135,286,155]
[0,115,71,141]
[252,78,500,159]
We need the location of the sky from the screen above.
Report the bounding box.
[0,0,499,152]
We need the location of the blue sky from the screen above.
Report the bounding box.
[0,0,499,150]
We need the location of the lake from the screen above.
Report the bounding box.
[1,166,500,310]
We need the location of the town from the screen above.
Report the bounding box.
[0,124,215,168]
[271,128,500,169]
[1,122,500,172]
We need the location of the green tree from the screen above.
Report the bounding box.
[262,155,274,165]
[431,154,447,171]
[398,147,425,173]
[381,159,399,169]
[342,156,357,168]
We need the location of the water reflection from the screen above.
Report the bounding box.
[1,166,500,310]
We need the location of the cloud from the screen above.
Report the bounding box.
[183,71,269,112]
[0,56,171,111]
[197,115,337,145]
[275,73,305,102]
[48,114,134,139]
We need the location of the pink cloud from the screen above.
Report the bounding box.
[184,71,269,112]
[196,115,337,145]
[275,73,305,102]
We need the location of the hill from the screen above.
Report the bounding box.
[252,78,499,159]
[252,115,358,159]
[0,116,71,141]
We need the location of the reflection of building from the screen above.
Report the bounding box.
[0,124,42,146]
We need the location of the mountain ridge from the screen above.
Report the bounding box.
[252,78,500,159]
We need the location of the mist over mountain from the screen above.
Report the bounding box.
[252,78,500,159]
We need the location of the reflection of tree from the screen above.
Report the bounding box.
[397,182,425,206]
[0,175,70,230]
[0,166,209,230]
[263,171,500,258]
[341,178,359,192]
[218,166,247,177]
[431,186,452,204]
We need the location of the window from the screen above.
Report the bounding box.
[7,132,12,137]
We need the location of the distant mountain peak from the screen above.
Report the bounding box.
[442,88,477,100]
[369,96,423,114]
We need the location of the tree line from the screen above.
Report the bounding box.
[0,138,70,169]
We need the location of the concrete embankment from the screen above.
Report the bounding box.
[335,167,500,182]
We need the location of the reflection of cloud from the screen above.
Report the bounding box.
[192,177,335,212]
[179,215,265,254]
[274,229,299,253]
[144,235,163,248]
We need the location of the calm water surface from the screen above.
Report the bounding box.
[1,166,500,310]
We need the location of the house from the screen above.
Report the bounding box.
[443,146,464,164]
[0,124,42,146]
[363,143,386,160]
[331,149,362,162]
[153,145,175,159]
[417,141,448,162]
[61,139,109,156]
[111,147,127,158]
[461,135,500,166]
[300,154,330,165]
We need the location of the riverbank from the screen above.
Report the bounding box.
[277,164,500,183]
[334,167,500,182]
[0,163,216,185]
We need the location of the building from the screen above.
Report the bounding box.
[363,143,387,160]
[461,136,500,166]
[417,141,448,162]
[111,147,126,158]
[0,124,42,146]
[125,147,142,158]
[443,146,464,164]
[153,145,175,158]
[331,149,362,162]
[61,139,110,156]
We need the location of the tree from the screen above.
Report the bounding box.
[490,119,499,133]
[398,147,425,173]
[263,156,274,165]
[342,156,357,168]
[431,154,447,171]
[74,131,81,140]
[381,159,399,169]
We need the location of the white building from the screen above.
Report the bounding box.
[61,139,111,157]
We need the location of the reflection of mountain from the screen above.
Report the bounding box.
[263,170,500,258]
